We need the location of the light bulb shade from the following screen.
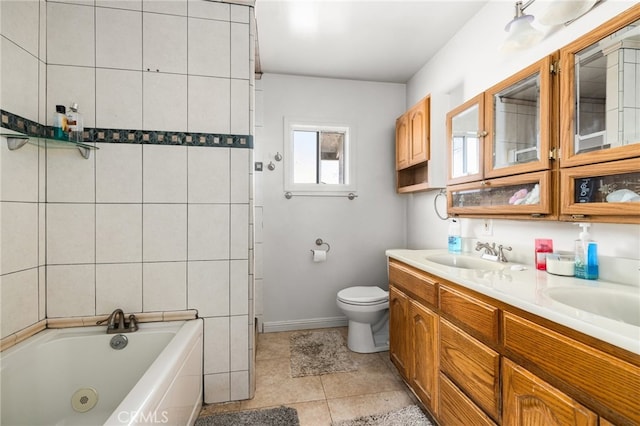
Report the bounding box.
[537,0,598,26]
[502,14,544,52]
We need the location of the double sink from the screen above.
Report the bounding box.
[424,253,640,328]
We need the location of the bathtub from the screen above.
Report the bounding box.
[1,319,203,426]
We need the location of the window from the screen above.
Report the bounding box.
[284,118,356,194]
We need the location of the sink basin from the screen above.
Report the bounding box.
[543,287,640,327]
[424,254,506,271]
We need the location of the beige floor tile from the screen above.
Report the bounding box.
[239,357,326,409]
[327,390,415,423]
[198,401,243,416]
[288,400,333,426]
[256,330,296,360]
[321,351,405,399]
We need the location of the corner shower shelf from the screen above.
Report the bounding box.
[1,131,98,159]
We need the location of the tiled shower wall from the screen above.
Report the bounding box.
[0,0,255,403]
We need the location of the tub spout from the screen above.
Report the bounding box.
[97,309,138,334]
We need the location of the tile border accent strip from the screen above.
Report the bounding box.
[1,110,253,149]
[0,310,198,352]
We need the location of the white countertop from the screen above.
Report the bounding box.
[386,249,640,355]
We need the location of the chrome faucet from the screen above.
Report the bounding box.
[475,241,497,257]
[497,245,512,263]
[97,309,138,334]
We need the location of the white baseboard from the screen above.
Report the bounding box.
[262,316,348,333]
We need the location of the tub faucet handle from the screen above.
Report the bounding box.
[127,314,139,332]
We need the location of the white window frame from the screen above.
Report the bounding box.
[284,117,357,195]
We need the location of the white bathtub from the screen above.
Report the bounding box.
[1,319,203,426]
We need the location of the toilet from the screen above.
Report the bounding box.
[336,286,389,353]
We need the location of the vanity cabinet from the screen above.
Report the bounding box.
[388,286,409,379]
[387,258,640,426]
[388,259,439,413]
[395,95,431,193]
[502,358,597,426]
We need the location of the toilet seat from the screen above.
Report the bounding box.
[337,286,388,305]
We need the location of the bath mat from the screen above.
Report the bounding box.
[331,405,433,426]
[289,330,358,377]
[195,405,299,426]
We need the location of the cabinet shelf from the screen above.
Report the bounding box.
[1,131,98,159]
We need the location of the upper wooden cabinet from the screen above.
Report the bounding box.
[396,95,430,171]
[559,5,640,168]
[446,93,485,185]
[396,95,432,193]
[484,55,555,179]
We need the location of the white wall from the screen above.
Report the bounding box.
[405,0,640,266]
[259,74,406,330]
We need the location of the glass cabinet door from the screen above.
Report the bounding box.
[447,171,552,216]
[561,158,640,219]
[560,9,640,167]
[446,94,485,185]
[484,56,553,179]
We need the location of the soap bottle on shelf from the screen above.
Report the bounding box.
[574,223,597,279]
[66,102,84,143]
[448,218,461,254]
[54,105,68,140]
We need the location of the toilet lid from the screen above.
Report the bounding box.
[337,286,388,304]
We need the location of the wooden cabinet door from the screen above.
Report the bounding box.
[409,300,438,414]
[409,98,429,166]
[389,286,409,379]
[503,358,598,426]
[395,114,410,170]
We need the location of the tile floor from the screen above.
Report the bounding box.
[198,327,420,425]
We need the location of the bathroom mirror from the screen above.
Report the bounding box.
[560,13,640,167]
[446,93,484,185]
[484,56,552,179]
[492,73,540,169]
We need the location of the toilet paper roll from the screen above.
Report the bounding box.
[312,249,327,262]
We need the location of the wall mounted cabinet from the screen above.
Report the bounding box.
[559,9,640,168]
[395,95,431,193]
[447,170,552,218]
[444,4,640,223]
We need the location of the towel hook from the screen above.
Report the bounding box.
[314,238,330,252]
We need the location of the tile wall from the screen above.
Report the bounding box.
[494,100,537,165]
[606,45,640,148]
[0,0,255,403]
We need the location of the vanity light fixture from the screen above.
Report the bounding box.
[536,0,599,26]
[502,0,600,52]
[502,0,544,53]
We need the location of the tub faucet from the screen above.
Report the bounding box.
[97,309,138,334]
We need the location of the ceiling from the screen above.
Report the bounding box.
[254,0,488,84]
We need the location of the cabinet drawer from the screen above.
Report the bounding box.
[503,312,640,424]
[388,260,437,307]
[439,285,499,344]
[440,318,500,421]
[438,373,497,426]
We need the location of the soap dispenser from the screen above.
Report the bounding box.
[574,223,597,280]
[448,219,461,254]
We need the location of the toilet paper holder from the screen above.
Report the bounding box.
[312,238,331,253]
